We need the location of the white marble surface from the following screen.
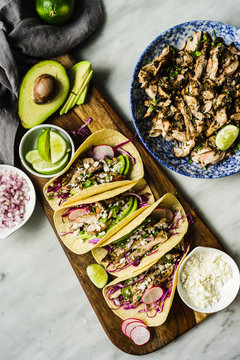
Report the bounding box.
[1,0,240,359]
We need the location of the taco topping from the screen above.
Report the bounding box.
[60,191,150,244]
[46,150,132,205]
[105,243,187,317]
[102,208,183,273]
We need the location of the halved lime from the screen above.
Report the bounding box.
[37,128,50,161]
[25,149,42,164]
[215,125,239,151]
[32,152,69,175]
[86,264,108,289]
[50,130,68,164]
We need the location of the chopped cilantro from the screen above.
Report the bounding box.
[83,179,92,188]
[153,96,158,104]
[234,143,240,151]
[217,42,223,47]
[203,166,207,171]
[162,255,172,263]
[201,34,207,42]
[226,90,230,95]
[92,207,96,216]
[194,50,202,57]
[100,217,107,224]
[212,30,216,41]
[137,248,141,253]
[175,191,178,196]
[153,230,159,237]
[188,159,193,164]
[142,233,149,239]
[189,36,193,42]
[110,205,120,218]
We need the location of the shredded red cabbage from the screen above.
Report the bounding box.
[67,118,92,137]
[60,231,74,236]
[46,177,62,194]
[88,237,102,244]
[124,250,140,267]
[116,147,136,164]
[123,192,150,208]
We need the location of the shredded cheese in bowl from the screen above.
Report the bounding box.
[177,247,240,313]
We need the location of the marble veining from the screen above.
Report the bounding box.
[1,0,240,359]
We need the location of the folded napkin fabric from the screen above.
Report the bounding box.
[0,0,103,164]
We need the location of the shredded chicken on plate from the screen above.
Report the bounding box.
[138,30,240,167]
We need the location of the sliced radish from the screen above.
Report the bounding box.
[154,206,174,224]
[121,318,145,336]
[125,322,147,338]
[68,208,88,221]
[92,145,115,160]
[141,286,163,305]
[130,326,151,346]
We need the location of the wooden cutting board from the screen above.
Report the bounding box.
[15,54,225,355]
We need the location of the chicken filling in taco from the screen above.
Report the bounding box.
[60,192,150,244]
[102,208,184,272]
[105,242,188,317]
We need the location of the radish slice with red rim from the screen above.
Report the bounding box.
[141,286,163,305]
[68,208,88,221]
[153,206,174,224]
[130,326,151,346]
[121,318,145,335]
[125,322,147,338]
[92,145,115,160]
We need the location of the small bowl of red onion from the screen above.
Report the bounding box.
[0,165,36,239]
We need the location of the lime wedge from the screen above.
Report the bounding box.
[25,149,42,164]
[37,129,50,161]
[86,264,108,289]
[50,130,68,164]
[215,125,239,151]
[32,152,69,175]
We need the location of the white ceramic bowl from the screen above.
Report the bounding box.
[177,246,240,313]
[0,164,36,239]
[19,124,75,178]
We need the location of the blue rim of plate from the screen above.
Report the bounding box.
[130,20,240,179]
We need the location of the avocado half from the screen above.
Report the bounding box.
[18,60,70,128]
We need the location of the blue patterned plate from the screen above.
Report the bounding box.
[130,20,240,179]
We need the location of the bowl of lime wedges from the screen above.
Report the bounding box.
[19,124,75,178]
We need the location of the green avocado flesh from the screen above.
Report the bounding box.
[18,60,70,128]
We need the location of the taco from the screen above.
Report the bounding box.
[54,179,154,254]
[103,239,190,327]
[92,193,188,277]
[44,129,144,210]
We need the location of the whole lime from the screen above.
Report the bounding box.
[36,0,75,26]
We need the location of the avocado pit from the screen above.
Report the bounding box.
[33,74,57,104]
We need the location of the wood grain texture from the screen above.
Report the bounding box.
[15,54,224,355]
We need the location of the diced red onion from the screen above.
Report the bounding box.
[0,170,30,229]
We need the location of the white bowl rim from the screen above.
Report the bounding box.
[19,124,75,178]
[177,246,240,313]
[0,164,36,239]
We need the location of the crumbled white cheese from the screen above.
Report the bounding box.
[83,163,90,169]
[93,161,99,168]
[180,251,233,308]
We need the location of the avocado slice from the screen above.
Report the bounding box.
[117,155,126,174]
[60,61,92,115]
[18,60,70,128]
[123,155,130,175]
[115,196,137,223]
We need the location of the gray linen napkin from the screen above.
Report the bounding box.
[0,0,103,165]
